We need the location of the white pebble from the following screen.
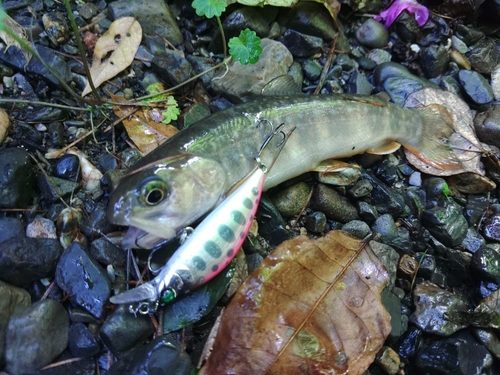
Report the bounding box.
[409,171,422,187]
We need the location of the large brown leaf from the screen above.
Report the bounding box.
[200,230,391,375]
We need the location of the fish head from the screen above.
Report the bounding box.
[107,155,227,244]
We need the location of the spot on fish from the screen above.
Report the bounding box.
[204,240,222,258]
[218,224,235,242]
[192,256,206,271]
[251,187,258,196]
[231,210,246,225]
[227,249,234,257]
[239,231,245,239]
[212,265,218,272]
[243,197,253,209]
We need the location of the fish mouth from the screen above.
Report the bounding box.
[107,194,133,226]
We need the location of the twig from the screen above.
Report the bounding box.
[314,34,339,95]
[291,186,314,229]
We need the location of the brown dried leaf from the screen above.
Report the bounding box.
[200,230,391,375]
[111,94,179,154]
[82,17,142,96]
[0,14,32,64]
[0,108,10,145]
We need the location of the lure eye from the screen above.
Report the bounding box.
[139,179,169,206]
[160,288,177,305]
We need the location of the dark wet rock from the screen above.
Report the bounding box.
[0,236,62,287]
[394,326,422,360]
[186,55,217,87]
[471,246,500,283]
[151,49,193,91]
[271,182,311,218]
[42,11,69,47]
[415,330,493,374]
[281,29,323,58]
[383,76,425,107]
[80,204,113,240]
[381,289,402,341]
[68,322,100,358]
[466,38,500,74]
[108,0,183,45]
[69,307,100,325]
[305,211,327,233]
[283,2,337,41]
[55,242,111,319]
[17,106,67,124]
[347,71,374,95]
[367,48,392,65]
[482,214,500,242]
[223,7,270,39]
[0,280,31,366]
[106,335,191,375]
[47,122,66,148]
[5,299,68,374]
[373,62,439,89]
[0,217,25,244]
[355,18,388,48]
[411,281,468,336]
[361,171,407,216]
[461,227,486,253]
[375,345,401,374]
[422,177,448,203]
[415,253,436,279]
[473,328,500,361]
[372,214,398,242]
[90,237,126,267]
[341,220,370,239]
[422,201,468,247]
[0,45,72,85]
[256,195,292,246]
[99,305,155,357]
[38,174,81,203]
[374,155,400,185]
[348,179,373,198]
[246,253,264,274]
[302,59,322,81]
[0,148,37,208]
[12,73,34,95]
[455,24,484,46]
[421,45,450,79]
[465,194,489,227]
[434,247,472,287]
[474,105,500,149]
[370,241,399,286]
[458,70,495,105]
[179,103,211,129]
[79,2,98,20]
[357,56,377,70]
[54,154,80,181]
[356,201,379,224]
[335,54,355,71]
[312,184,358,223]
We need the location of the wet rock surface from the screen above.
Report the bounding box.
[1,0,500,373]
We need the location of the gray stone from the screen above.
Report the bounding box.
[422,201,468,247]
[370,241,399,287]
[151,49,194,91]
[341,220,371,239]
[0,217,24,244]
[420,44,450,78]
[367,48,392,65]
[312,184,358,223]
[0,148,36,208]
[355,18,388,48]
[271,182,311,218]
[474,105,500,149]
[347,71,374,95]
[491,63,500,101]
[302,59,322,81]
[281,29,323,58]
[458,69,494,104]
[466,38,500,74]
[305,211,327,233]
[5,299,68,374]
[461,227,485,253]
[90,237,126,267]
[283,2,337,41]
[108,0,182,45]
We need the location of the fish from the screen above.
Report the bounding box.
[107,93,483,247]
[110,125,293,314]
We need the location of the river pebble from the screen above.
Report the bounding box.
[474,105,500,149]
[271,182,311,218]
[5,299,68,374]
[470,246,500,283]
[26,216,58,239]
[55,242,111,319]
[90,237,126,267]
[415,330,493,374]
[281,29,323,58]
[458,69,495,104]
[422,201,468,247]
[107,336,191,375]
[304,211,326,233]
[355,18,388,49]
[0,236,62,288]
[341,220,370,239]
[0,148,37,208]
[410,281,468,336]
[362,171,407,216]
[312,184,358,223]
[68,322,100,358]
[460,227,485,253]
[99,305,155,357]
[466,37,499,74]
[0,217,25,243]
[54,154,80,180]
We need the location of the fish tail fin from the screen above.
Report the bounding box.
[404,104,484,176]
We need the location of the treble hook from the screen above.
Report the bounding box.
[254,123,295,172]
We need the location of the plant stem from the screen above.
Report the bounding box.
[0,98,89,111]
[216,15,227,58]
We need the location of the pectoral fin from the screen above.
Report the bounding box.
[366,141,402,155]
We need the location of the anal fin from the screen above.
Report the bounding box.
[366,141,401,155]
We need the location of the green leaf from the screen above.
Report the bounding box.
[228,29,262,65]
[0,7,6,29]
[442,182,452,197]
[191,0,227,18]
[161,96,181,123]
[162,259,236,334]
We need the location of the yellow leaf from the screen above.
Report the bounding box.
[0,108,10,144]
[82,17,142,96]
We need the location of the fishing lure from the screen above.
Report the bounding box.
[110,123,294,314]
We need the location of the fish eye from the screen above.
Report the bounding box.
[139,179,169,206]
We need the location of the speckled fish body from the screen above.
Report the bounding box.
[107,93,459,243]
[109,164,266,312]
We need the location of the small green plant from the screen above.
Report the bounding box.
[191,0,262,64]
[442,181,453,201]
